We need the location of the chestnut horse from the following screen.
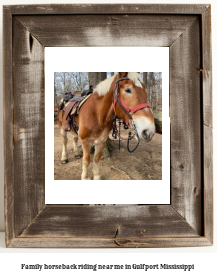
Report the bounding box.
[57,72,155,180]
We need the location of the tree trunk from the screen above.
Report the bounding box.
[54,92,57,106]
[143,72,148,87]
[63,72,66,93]
[148,72,155,105]
[143,72,151,103]
[88,72,107,88]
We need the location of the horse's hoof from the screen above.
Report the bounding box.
[93,175,101,180]
[81,177,91,180]
[61,159,68,164]
[74,153,82,159]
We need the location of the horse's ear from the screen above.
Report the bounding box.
[118,72,128,78]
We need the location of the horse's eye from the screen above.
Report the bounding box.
[125,88,132,94]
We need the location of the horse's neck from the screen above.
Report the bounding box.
[99,88,115,126]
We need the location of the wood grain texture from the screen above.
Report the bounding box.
[201,6,213,244]
[3,4,213,248]
[16,15,197,47]
[4,4,207,15]
[3,7,14,247]
[202,6,212,128]
[170,17,202,235]
[203,125,213,244]
[8,236,212,248]
[12,17,45,237]
[20,205,199,238]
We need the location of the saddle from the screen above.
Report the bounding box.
[63,94,91,132]
[81,85,93,97]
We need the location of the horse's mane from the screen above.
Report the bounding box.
[128,72,143,88]
[94,74,116,96]
[94,72,144,96]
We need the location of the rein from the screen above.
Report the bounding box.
[112,77,151,153]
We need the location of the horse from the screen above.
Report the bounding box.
[57,72,155,180]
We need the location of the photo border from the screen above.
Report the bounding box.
[45,48,169,205]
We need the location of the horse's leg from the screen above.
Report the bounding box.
[60,127,68,163]
[81,139,92,180]
[69,130,81,158]
[92,140,107,180]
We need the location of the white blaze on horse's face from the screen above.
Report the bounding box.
[120,73,156,142]
[133,114,156,142]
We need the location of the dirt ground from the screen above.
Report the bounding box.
[54,124,162,180]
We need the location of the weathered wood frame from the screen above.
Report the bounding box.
[3,4,212,248]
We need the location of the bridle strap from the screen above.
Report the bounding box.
[116,96,150,125]
[113,77,151,126]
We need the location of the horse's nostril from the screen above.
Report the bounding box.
[142,129,149,139]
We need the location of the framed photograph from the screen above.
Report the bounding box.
[46,47,169,205]
[3,4,213,248]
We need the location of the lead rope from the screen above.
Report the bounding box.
[127,118,140,153]
[112,117,140,153]
[127,132,140,153]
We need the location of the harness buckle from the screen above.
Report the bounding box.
[123,121,129,130]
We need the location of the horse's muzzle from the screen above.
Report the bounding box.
[132,116,155,142]
[142,129,155,142]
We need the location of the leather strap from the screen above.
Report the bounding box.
[113,77,150,126]
[116,96,150,125]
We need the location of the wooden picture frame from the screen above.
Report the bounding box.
[3,4,213,248]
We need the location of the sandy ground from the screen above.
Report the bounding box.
[54,124,162,180]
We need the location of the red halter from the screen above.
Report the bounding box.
[113,77,151,125]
